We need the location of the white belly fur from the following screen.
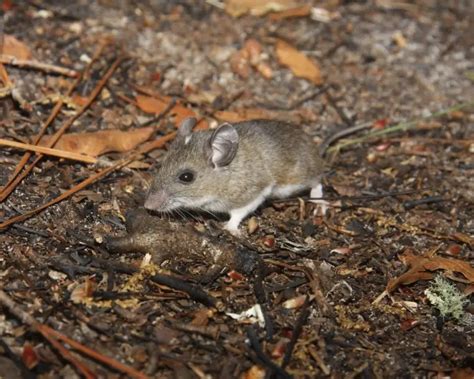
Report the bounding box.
[224,183,317,233]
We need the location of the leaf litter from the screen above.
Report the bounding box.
[0,1,473,378]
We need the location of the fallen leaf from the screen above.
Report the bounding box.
[241,365,266,379]
[400,318,419,331]
[70,278,95,304]
[191,309,214,327]
[330,247,352,255]
[275,40,323,85]
[22,343,39,370]
[282,294,307,309]
[230,47,252,78]
[2,35,32,59]
[451,367,474,379]
[135,94,208,129]
[215,108,274,123]
[269,4,311,20]
[40,127,154,157]
[247,216,259,234]
[310,7,340,22]
[230,39,272,80]
[386,251,474,293]
[225,0,300,17]
[271,338,288,358]
[446,244,461,256]
[392,31,407,48]
[372,118,389,129]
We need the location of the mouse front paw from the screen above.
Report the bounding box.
[223,221,242,237]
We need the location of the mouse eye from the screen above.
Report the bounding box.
[178,170,195,184]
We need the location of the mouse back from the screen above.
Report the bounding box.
[145,118,326,214]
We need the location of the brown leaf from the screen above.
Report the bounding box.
[135,94,208,129]
[40,128,154,157]
[386,251,474,293]
[451,367,474,379]
[225,0,300,17]
[275,40,323,85]
[2,35,32,60]
[215,108,274,123]
[241,365,266,379]
[22,343,39,370]
[191,309,214,327]
[269,4,311,20]
[229,39,272,79]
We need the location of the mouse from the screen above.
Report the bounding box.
[144,117,358,234]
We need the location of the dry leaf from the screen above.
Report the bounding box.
[282,294,307,309]
[269,4,311,20]
[225,0,300,17]
[392,31,407,48]
[230,39,272,79]
[386,251,474,293]
[40,127,154,157]
[451,367,474,379]
[215,108,274,123]
[2,35,32,59]
[241,365,266,379]
[275,40,323,84]
[22,344,39,370]
[135,94,208,129]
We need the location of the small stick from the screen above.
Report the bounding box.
[0,54,78,77]
[39,325,148,379]
[246,327,292,379]
[0,53,122,202]
[0,132,175,229]
[281,296,310,369]
[0,137,97,163]
[0,289,148,378]
[403,196,446,210]
[326,102,474,154]
[0,41,108,200]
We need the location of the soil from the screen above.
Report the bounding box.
[0,1,473,378]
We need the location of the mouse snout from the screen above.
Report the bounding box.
[144,189,169,211]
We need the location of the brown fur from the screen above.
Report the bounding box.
[145,120,326,214]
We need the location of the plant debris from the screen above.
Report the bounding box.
[0,1,473,377]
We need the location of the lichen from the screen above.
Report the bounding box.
[424,275,468,321]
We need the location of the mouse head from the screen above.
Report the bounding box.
[144,118,239,213]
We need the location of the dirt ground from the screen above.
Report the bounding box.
[0,1,473,378]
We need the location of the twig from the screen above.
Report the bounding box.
[39,325,148,379]
[273,188,423,204]
[89,256,217,308]
[0,289,148,379]
[0,41,107,200]
[0,52,121,202]
[403,196,446,210]
[0,137,97,163]
[325,90,353,126]
[0,54,79,77]
[326,102,474,154]
[0,132,175,229]
[246,327,293,379]
[257,85,329,110]
[281,296,310,369]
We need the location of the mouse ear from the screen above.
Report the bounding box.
[208,123,239,167]
[178,117,197,139]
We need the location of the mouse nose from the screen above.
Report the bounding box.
[144,190,168,211]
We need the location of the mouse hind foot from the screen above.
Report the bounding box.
[310,183,329,216]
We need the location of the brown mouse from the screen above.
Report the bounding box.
[144,118,328,234]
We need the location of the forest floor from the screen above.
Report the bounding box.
[0,1,473,378]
